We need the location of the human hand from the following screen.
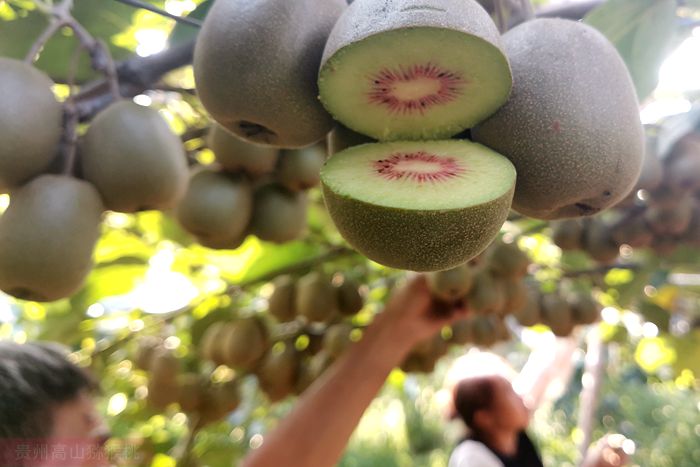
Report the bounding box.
[583,434,632,467]
[372,274,469,353]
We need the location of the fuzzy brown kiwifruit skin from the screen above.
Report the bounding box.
[256,343,301,402]
[250,184,308,243]
[0,175,104,302]
[296,272,338,323]
[552,219,585,251]
[268,276,297,322]
[276,144,326,192]
[570,293,600,326]
[428,264,474,303]
[583,221,620,264]
[0,58,62,191]
[194,0,345,148]
[540,293,575,337]
[81,101,189,213]
[512,285,541,327]
[472,19,643,220]
[327,125,375,156]
[335,278,364,316]
[207,124,280,177]
[322,182,514,272]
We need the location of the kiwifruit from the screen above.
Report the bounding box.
[295,350,335,394]
[412,333,450,360]
[502,278,528,314]
[400,353,438,373]
[268,275,297,322]
[319,0,511,141]
[472,19,643,220]
[494,317,511,342]
[551,219,585,251]
[80,101,188,213]
[276,144,326,192]
[296,272,338,322]
[610,215,653,248]
[488,241,530,278]
[194,0,345,147]
[665,133,700,193]
[134,336,162,371]
[427,263,474,303]
[0,175,103,302]
[199,321,228,365]
[321,140,516,271]
[582,221,620,264]
[450,319,474,345]
[177,373,204,413]
[335,277,364,316]
[176,168,253,241]
[633,135,664,192]
[221,317,268,370]
[256,342,301,402]
[569,293,599,326]
[512,285,541,327]
[644,194,694,236]
[149,349,180,384]
[207,124,280,176]
[471,315,500,348]
[147,378,180,411]
[249,184,308,243]
[540,293,574,337]
[0,58,62,191]
[199,379,242,423]
[468,271,506,315]
[195,231,248,251]
[327,125,375,156]
[323,323,354,358]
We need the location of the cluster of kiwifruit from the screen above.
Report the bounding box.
[175,125,326,249]
[194,0,644,273]
[135,336,243,426]
[0,57,188,302]
[552,131,700,262]
[401,240,601,373]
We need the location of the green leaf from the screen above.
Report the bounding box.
[168,0,212,47]
[0,0,135,82]
[585,0,680,100]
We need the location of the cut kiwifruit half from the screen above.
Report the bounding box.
[321,140,515,271]
[319,0,511,141]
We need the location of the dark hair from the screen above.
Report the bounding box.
[0,341,97,439]
[452,376,498,433]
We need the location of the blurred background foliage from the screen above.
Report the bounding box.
[1,0,700,466]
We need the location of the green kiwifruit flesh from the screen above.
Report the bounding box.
[208,124,280,177]
[321,140,516,271]
[570,293,599,326]
[81,101,188,213]
[319,0,511,141]
[327,125,375,156]
[512,285,541,327]
[296,272,338,323]
[469,271,506,315]
[0,58,62,191]
[268,276,297,322]
[335,277,364,316]
[427,263,474,303]
[552,219,584,251]
[583,221,620,264]
[176,168,253,241]
[250,184,308,243]
[257,343,301,402]
[222,317,268,370]
[488,241,530,278]
[323,322,354,358]
[0,175,103,302]
[276,144,326,192]
[540,294,574,337]
[194,0,345,147]
[472,19,643,220]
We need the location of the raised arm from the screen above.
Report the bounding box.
[241,275,466,467]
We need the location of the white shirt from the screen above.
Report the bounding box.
[449,440,505,467]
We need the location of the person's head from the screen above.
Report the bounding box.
[0,341,108,467]
[452,374,530,438]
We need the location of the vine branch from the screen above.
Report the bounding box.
[111,0,203,28]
